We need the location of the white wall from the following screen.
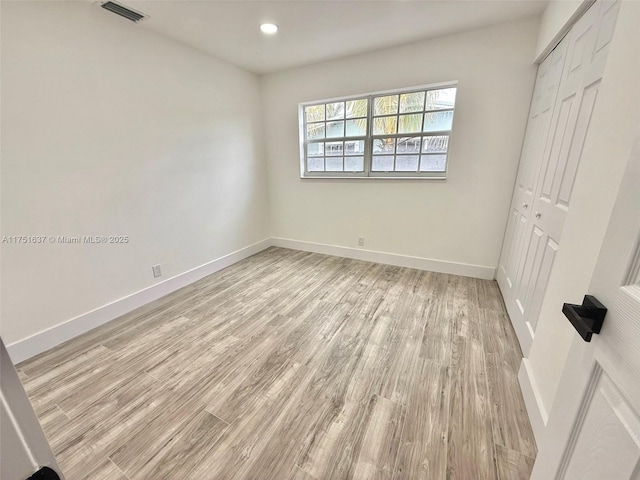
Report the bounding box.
[0,1,270,346]
[261,18,540,273]
[527,0,640,417]
[534,0,587,60]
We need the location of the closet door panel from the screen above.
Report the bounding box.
[498,53,554,300]
[497,36,569,327]
[508,0,620,354]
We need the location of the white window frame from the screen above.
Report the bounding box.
[298,81,458,179]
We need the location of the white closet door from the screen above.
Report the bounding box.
[509,0,620,354]
[497,34,568,322]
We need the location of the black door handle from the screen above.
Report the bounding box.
[26,467,61,480]
[562,295,607,342]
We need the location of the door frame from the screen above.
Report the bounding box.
[1,338,64,479]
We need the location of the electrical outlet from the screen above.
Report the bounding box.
[152,264,162,278]
[358,237,365,247]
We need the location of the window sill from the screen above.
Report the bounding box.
[300,175,447,180]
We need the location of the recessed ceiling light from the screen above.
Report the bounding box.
[260,23,278,34]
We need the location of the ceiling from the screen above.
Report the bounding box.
[123,1,547,74]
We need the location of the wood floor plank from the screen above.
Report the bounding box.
[476,278,508,313]
[357,395,405,475]
[242,317,378,480]
[495,444,535,480]
[480,308,523,374]
[486,353,537,458]
[419,272,454,365]
[378,323,423,406]
[35,404,70,446]
[17,247,535,480]
[107,389,218,476]
[113,409,228,480]
[72,457,130,480]
[475,279,523,373]
[292,313,406,479]
[460,277,486,343]
[295,395,379,479]
[205,318,306,422]
[16,368,29,383]
[49,374,163,477]
[24,345,116,415]
[392,359,450,480]
[185,360,315,479]
[22,344,112,397]
[289,465,318,480]
[447,335,497,480]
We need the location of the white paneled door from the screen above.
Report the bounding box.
[498,0,620,355]
[531,136,640,480]
[497,33,567,333]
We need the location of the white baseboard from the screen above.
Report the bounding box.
[271,237,496,280]
[7,239,272,364]
[518,357,548,446]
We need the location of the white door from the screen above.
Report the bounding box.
[0,338,63,479]
[530,135,640,479]
[497,34,568,337]
[507,0,620,355]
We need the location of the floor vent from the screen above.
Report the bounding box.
[100,1,146,23]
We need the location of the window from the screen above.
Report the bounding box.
[299,83,457,178]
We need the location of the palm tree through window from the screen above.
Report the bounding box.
[301,83,457,177]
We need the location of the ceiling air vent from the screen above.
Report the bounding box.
[100,1,146,23]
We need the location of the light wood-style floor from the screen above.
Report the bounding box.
[18,247,536,480]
